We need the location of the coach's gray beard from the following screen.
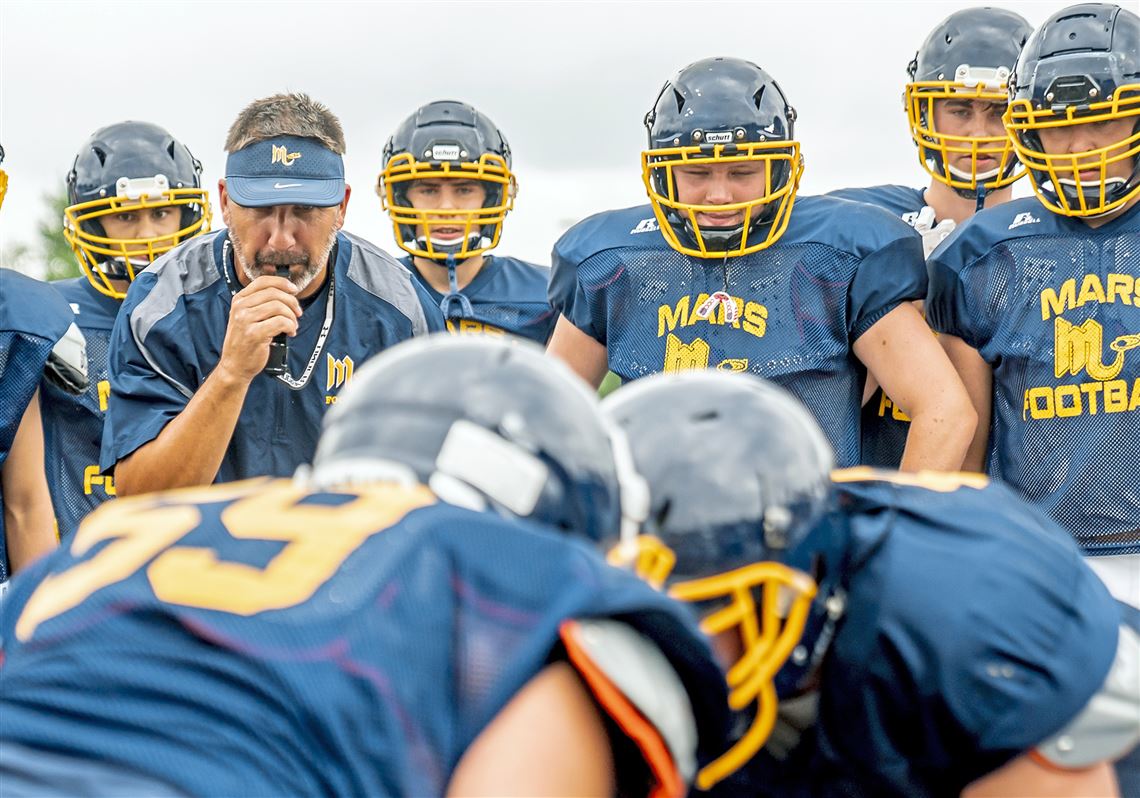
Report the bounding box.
[231,227,337,294]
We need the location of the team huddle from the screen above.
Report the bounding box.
[0,2,1138,796]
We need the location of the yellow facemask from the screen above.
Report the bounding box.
[0,168,8,211]
[905,79,1022,192]
[64,188,212,299]
[378,152,516,261]
[609,534,818,790]
[641,142,803,259]
[1004,85,1140,217]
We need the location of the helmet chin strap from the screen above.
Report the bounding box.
[975,184,988,214]
[438,253,475,319]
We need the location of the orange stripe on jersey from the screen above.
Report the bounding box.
[559,619,682,798]
[1027,748,1100,773]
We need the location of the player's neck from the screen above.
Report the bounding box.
[412,253,486,294]
[924,182,1013,225]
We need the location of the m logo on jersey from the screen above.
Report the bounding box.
[1053,318,1137,381]
[325,354,354,403]
[271,145,302,167]
[1008,212,1040,230]
[630,218,660,235]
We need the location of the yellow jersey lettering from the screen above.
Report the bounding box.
[83,465,116,496]
[658,295,767,339]
[1022,377,1140,420]
[1107,273,1135,306]
[741,301,767,339]
[1041,279,1077,321]
[1040,273,1140,320]
[1076,273,1107,308]
[658,296,692,338]
[663,333,710,372]
[445,319,505,336]
[97,380,111,412]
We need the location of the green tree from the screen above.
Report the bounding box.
[40,187,82,281]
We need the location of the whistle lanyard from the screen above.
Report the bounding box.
[221,238,336,391]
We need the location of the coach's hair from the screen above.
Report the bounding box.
[225,92,346,154]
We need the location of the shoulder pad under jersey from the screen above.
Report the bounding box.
[560,617,698,785]
[1035,623,1140,769]
[554,204,665,266]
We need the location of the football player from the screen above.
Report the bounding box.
[0,271,85,589]
[547,57,974,471]
[829,8,1032,467]
[379,100,556,343]
[0,336,729,796]
[0,147,88,589]
[926,4,1140,603]
[604,369,1140,797]
[39,121,212,542]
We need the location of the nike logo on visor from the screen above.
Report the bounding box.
[274,182,303,189]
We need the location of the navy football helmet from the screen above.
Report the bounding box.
[1005,4,1140,217]
[643,57,803,258]
[311,335,627,543]
[65,121,211,298]
[602,371,843,790]
[905,8,1032,198]
[378,100,516,262]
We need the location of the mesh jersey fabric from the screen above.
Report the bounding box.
[719,470,1121,797]
[40,277,120,542]
[0,479,728,796]
[827,185,930,467]
[927,197,1140,555]
[0,270,76,581]
[402,254,557,344]
[550,198,926,467]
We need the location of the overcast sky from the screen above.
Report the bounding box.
[1,0,1058,274]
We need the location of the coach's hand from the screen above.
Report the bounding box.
[218,275,302,382]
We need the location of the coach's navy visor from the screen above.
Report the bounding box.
[225,136,345,207]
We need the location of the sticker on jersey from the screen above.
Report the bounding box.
[1008,212,1040,230]
[630,218,660,235]
[431,144,461,161]
[694,291,740,324]
[1022,273,1140,420]
[703,131,735,144]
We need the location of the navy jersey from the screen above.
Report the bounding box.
[926,198,1140,555]
[551,199,926,466]
[0,479,728,796]
[102,231,445,482]
[40,278,119,542]
[738,468,1121,798]
[827,185,929,467]
[0,271,75,581]
[403,254,557,344]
